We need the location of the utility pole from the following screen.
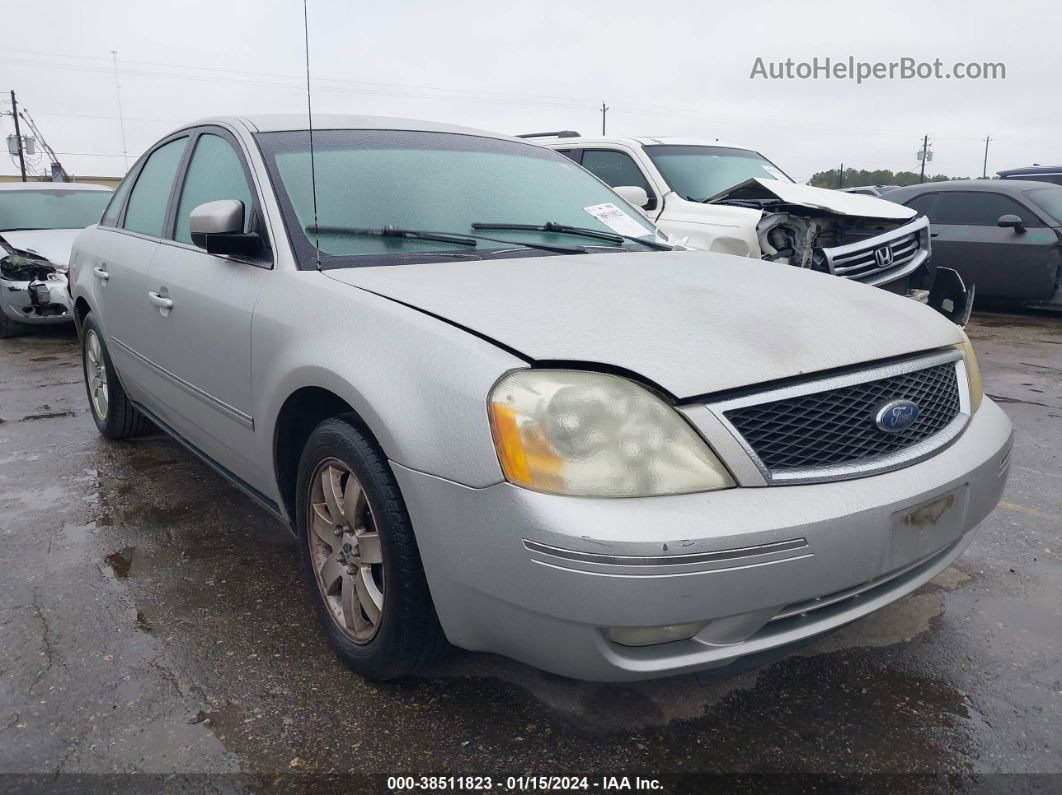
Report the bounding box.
[111,50,129,171]
[9,90,27,182]
[982,135,992,179]
[16,104,67,181]
[600,100,608,136]
[838,162,844,189]
[918,134,931,183]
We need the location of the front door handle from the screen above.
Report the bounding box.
[147,291,173,310]
[93,265,110,281]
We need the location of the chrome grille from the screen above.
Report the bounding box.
[831,230,920,280]
[722,360,962,475]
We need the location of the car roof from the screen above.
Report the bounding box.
[886,179,1058,197]
[187,114,513,140]
[529,134,758,151]
[0,182,112,192]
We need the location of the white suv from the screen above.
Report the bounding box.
[529,132,932,293]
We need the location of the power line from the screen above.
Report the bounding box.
[23,110,182,124]
[0,51,993,140]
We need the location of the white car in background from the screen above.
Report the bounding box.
[0,182,113,338]
[526,132,933,294]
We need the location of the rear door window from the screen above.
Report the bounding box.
[122,137,188,238]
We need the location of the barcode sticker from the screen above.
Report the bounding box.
[582,202,652,238]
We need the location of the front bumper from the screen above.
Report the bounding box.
[0,274,73,326]
[395,398,1012,681]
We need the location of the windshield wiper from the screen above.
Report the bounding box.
[472,221,672,251]
[306,224,587,255]
[306,225,479,248]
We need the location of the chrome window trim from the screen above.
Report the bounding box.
[703,349,969,486]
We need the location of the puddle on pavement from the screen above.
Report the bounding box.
[103,546,135,579]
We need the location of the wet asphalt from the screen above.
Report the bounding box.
[0,310,1059,787]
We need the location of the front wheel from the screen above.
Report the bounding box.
[81,313,150,439]
[296,416,448,680]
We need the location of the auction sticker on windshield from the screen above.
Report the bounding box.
[583,203,651,237]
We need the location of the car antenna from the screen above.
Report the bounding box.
[303,0,321,270]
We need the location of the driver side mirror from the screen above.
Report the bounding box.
[996,213,1026,233]
[613,185,651,212]
[189,199,261,257]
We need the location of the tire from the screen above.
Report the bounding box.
[81,313,150,439]
[296,416,448,680]
[0,310,29,339]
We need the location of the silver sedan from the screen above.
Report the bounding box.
[69,115,1011,681]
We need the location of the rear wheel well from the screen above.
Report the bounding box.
[274,387,379,523]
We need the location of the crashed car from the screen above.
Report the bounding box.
[0,182,113,338]
[529,133,932,293]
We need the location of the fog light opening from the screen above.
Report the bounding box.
[604,622,707,648]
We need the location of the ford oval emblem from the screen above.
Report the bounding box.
[874,399,920,432]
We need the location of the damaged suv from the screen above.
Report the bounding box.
[0,182,113,338]
[71,116,1009,682]
[530,133,932,293]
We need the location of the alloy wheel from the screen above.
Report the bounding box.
[84,330,109,420]
[306,458,385,643]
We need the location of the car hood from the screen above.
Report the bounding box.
[325,250,962,398]
[0,228,81,268]
[708,178,917,221]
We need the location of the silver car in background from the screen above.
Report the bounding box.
[0,182,113,338]
[69,116,1012,682]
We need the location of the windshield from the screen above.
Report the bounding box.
[1024,187,1062,224]
[0,189,112,231]
[643,145,793,202]
[257,130,658,267]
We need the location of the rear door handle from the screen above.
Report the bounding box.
[147,291,173,310]
[93,265,109,281]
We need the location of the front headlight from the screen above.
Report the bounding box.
[955,332,983,413]
[488,370,735,497]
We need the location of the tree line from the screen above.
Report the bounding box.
[808,168,961,189]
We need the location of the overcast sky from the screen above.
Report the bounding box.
[2,0,1059,182]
